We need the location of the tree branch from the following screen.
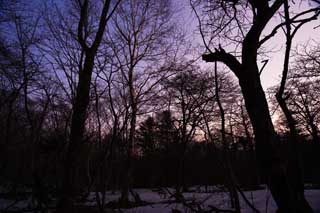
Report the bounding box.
[260,7,320,46]
[202,47,242,77]
[92,0,122,52]
[77,0,89,50]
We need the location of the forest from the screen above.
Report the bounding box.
[0,0,320,212]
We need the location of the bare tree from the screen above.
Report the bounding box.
[106,0,181,204]
[193,0,320,211]
[213,62,240,212]
[0,2,59,211]
[163,68,213,198]
[286,42,320,144]
[273,1,319,211]
[55,1,121,211]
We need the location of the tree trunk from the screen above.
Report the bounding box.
[201,0,314,210]
[276,97,312,212]
[238,68,297,212]
[57,54,95,213]
[214,62,240,212]
[240,34,309,210]
[274,1,312,210]
[120,68,138,206]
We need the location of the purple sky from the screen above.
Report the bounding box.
[174,0,320,90]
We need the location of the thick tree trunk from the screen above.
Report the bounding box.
[238,14,309,211]
[240,41,310,211]
[201,1,314,211]
[57,54,95,213]
[203,44,309,213]
[203,49,311,211]
[238,69,296,212]
[55,1,119,211]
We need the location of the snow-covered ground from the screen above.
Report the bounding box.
[100,187,320,213]
[1,186,319,212]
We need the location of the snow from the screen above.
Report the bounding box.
[84,187,320,212]
[1,187,320,212]
[106,188,320,212]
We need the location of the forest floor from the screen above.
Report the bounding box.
[0,185,319,212]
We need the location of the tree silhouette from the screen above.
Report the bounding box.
[195,0,320,211]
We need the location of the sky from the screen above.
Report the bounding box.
[8,0,319,91]
[174,0,320,90]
